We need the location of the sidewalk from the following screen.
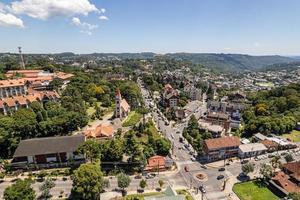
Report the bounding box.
[223,176,240,200]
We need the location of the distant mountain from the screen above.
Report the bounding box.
[164,53,296,72]
[263,61,300,71]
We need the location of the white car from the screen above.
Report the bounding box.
[191,156,196,161]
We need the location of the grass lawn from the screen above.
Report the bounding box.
[176,189,193,200]
[233,180,279,200]
[122,111,142,127]
[282,130,300,142]
[124,192,161,200]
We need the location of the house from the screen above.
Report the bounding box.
[11,135,85,169]
[0,90,60,115]
[144,186,185,200]
[253,133,268,142]
[175,109,185,120]
[183,82,202,101]
[260,139,279,152]
[84,124,115,139]
[203,136,241,161]
[206,112,230,132]
[238,143,267,158]
[115,89,130,119]
[271,172,300,194]
[283,161,300,185]
[145,155,173,172]
[161,84,179,108]
[199,120,224,138]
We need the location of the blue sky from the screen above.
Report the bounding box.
[0,0,300,55]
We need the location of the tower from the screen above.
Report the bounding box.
[115,89,122,118]
[18,47,25,69]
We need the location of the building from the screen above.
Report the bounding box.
[0,70,73,115]
[161,84,179,108]
[145,155,173,172]
[115,89,130,119]
[11,135,85,169]
[283,161,300,185]
[271,172,300,194]
[203,136,241,161]
[84,124,115,139]
[144,186,185,200]
[238,143,267,158]
[183,82,202,101]
[253,133,268,142]
[260,139,279,152]
[206,112,230,132]
[0,90,60,115]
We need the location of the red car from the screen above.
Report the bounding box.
[184,166,189,172]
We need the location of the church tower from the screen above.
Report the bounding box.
[115,89,122,118]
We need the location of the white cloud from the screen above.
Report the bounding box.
[71,17,98,35]
[0,10,24,28]
[72,17,81,26]
[11,0,99,20]
[99,15,108,20]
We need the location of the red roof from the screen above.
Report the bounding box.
[204,136,240,151]
[85,124,114,138]
[145,155,166,170]
[272,172,300,193]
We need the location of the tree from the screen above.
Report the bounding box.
[259,164,273,180]
[154,138,171,156]
[39,178,55,199]
[72,163,105,200]
[77,140,101,163]
[158,179,164,189]
[4,179,36,200]
[288,192,300,200]
[117,172,131,192]
[284,154,294,163]
[271,155,282,173]
[139,179,147,191]
[241,163,254,175]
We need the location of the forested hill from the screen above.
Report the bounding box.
[165,53,295,72]
[1,52,295,72]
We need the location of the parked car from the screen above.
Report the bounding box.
[199,185,206,193]
[218,167,225,171]
[191,156,196,162]
[217,175,225,180]
[145,174,155,179]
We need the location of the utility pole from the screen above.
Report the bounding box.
[18,46,25,69]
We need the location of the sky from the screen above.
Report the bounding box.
[0,0,300,55]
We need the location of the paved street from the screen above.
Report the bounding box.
[0,78,298,200]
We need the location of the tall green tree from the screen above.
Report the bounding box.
[77,140,101,163]
[117,172,131,192]
[241,163,254,175]
[72,163,105,200]
[4,179,36,200]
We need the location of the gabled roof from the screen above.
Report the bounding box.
[204,136,240,150]
[13,135,85,157]
[145,155,166,170]
[272,172,300,193]
[121,99,130,112]
[85,124,114,138]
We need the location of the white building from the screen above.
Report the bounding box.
[238,143,267,159]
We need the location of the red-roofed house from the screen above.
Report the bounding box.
[203,136,241,161]
[145,156,167,172]
[85,124,115,139]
